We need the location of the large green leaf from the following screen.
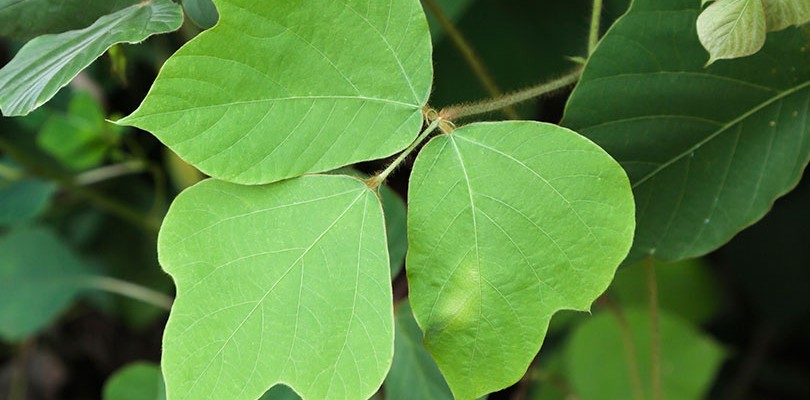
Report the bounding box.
[103,362,166,400]
[0,227,91,341]
[0,0,183,117]
[697,0,766,64]
[0,0,138,40]
[158,175,393,400]
[563,0,810,262]
[118,0,433,185]
[407,121,635,399]
[565,308,725,400]
[385,301,452,400]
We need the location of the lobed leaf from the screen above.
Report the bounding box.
[118,0,433,185]
[563,0,810,262]
[407,121,635,399]
[158,175,393,400]
[0,0,183,117]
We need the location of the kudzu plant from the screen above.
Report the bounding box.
[0,0,807,399]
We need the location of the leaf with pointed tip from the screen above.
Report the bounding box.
[565,308,725,400]
[407,121,635,399]
[0,0,139,40]
[103,362,166,400]
[0,227,91,341]
[118,0,433,185]
[563,0,810,262]
[763,0,810,32]
[697,0,767,64]
[158,175,393,400]
[385,301,452,400]
[0,0,183,117]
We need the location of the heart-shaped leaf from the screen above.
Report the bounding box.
[0,0,183,116]
[407,121,635,399]
[118,0,433,185]
[563,0,810,262]
[158,175,393,400]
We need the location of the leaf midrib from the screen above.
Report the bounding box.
[632,80,810,189]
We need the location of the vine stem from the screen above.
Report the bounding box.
[0,137,161,235]
[74,160,147,186]
[83,276,173,310]
[441,68,582,120]
[601,296,645,400]
[420,0,519,119]
[588,0,604,55]
[646,257,662,400]
[368,117,442,189]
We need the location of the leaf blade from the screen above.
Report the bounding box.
[119,0,433,185]
[407,121,635,399]
[159,175,393,400]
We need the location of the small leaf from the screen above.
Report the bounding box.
[407,121,635,399]
[0,0,183,117]
[563,0,810,262]
[103,362,166,400]
[385,301,453,400]
[697,0,767,64]
[159,175,393,400]
[565,308,726,399]
[0,0,139,40]
[763,0,810,31]
[260,385,301,400]
[182,0,219,30]
[118,0,433,185]
[0,174,56,226]
[0,227,91,341]
[37,92,119,171]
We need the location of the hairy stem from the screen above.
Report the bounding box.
[602,296,645,400]
[83,276,173,310]
[588,0,604,55]
[646,257,662,400]
[421,0,519,119]
[368,117,442,188]
[442,68,582,120]
[0,138,161,235]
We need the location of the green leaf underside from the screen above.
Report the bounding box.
[119,0,433,185]
[407,121,635,399]
[158,175,393,400]
[763,0,810,32]
[103,362,166,400]
[385,301,452,400]
[697,0,766,63]
[0,227,90,341]
[0,0,183,117]
[563,0,810,262]
[0,0,139,40]
[566,309,725,400]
